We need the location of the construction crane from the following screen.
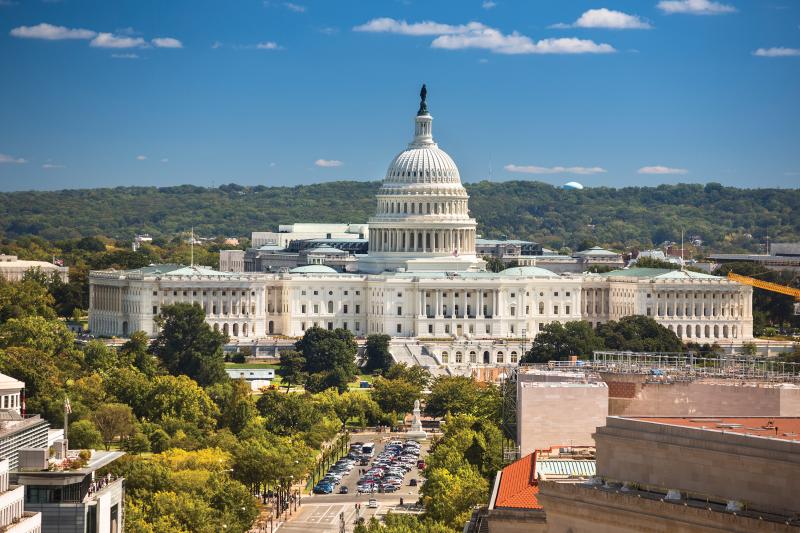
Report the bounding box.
[726,272,800,315]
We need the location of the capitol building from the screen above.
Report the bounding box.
[89,88,754,367]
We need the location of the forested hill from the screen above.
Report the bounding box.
[1,181,797,252]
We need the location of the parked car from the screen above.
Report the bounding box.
[313,483,334,494]
[339,486,349,494]
[409,478,417,486]
[368,498,378,509]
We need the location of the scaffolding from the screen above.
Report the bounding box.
[587,351,800,383]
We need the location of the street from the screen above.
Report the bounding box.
[278,432,427,533]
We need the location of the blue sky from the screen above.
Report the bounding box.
[0,0,798,191]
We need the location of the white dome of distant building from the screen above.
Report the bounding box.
[289,264,338,274]
[562,181,584,190]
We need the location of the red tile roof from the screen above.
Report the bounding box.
[494,451,542,510]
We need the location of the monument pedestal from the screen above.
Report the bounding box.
[407,399,428,440]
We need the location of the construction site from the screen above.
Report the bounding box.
[503,351,800,458]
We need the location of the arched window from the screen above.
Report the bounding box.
[496,351,504,364]
[327,301,334,313]
[539,302,545,314]
[441,351,449,364]
[510,351,518,363]
[469,351,477,364]
[455,351,463,363]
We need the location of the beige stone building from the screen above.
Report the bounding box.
[516,371,608,456]
[0,254,68,283]
[538,416,800,532]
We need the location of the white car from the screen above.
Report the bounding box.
[368,498,378,509]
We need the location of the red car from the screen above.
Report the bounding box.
[417,460,426,469]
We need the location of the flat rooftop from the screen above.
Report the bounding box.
[628,416,800,442]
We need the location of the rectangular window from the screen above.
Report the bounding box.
[344,290,348,295]
[152,291,157,296]
[510,325,515,334]
[355,321,360,331]
[566,291,571,297]
[554,292,559,297]
[314,291,318,295]
[343,322,348,330]
[343,304,348,314]
[510,307,516,316]
[301,304,306,314]
[428,324,433,334]
[445,325,450,334]
[356,291,360,295]
[313,305,319,313]
[397,292,402,298]
[565,305,571,314]
[301,290,306,296]
[327,322,333,330]
[152,306,158,315]
[301,322,306,331]
[396,324,402,333]
[510,293,515,298]
[485,324,491,334]
[397,306,402,316]
[355,304,361,314]
[554,305,559,314]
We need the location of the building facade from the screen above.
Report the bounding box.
[89,89,755,356]
[0,458,41,533]
[0,255,69,283]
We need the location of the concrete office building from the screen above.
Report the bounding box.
[13,449,125,533]
[538,416,800,532]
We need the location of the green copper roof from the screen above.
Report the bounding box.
[117,264,234,277]
[601,267,720,280]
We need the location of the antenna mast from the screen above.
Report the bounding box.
[680,229,685,271]
[190,227,194,267]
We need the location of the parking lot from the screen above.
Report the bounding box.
[280,433,427,533]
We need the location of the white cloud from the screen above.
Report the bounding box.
[753,47,800,57]
[152,37,183,48]
[284,2,306,12]
[354,18,483,36]
[657,0,736,15]
[160,158,169,163]
[256,41,282,50]
[10,23,96,40]
[136,155,147,161]
[504,164,607,175]
[0,153,26,164]
[482,1,496,9]
[433,32,615,54]
[90,33,146,48]
[111,53,139,59]
[551,8,652,29]
[319,27,339,36]
[355,18,615,54]
[315,159,343,167]
[637,166,688,175]
[42,163,65,169]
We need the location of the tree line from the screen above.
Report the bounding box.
[1,180,797,253]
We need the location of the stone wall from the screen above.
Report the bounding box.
[538,481,796,533]
[605,377,800,417]
[516,381,608,456]
[594,417,800,515]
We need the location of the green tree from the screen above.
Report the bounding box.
[364,334,393,373]
[277,349,306,391]
[92,403,136,450]
[597,315,682,352]
[120,331,160,377]
[0,276,56,323]
[68,419,103,449]
[371,377,422,416]
[295,327,358,392]
[144,375,220,430]
[83,340,117,371]
[522,320,605,363]
[383,363,432,390]
[150,303,227,386]
[421,464,488,530]
[208,379,257,435]
[425,376,500,420]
